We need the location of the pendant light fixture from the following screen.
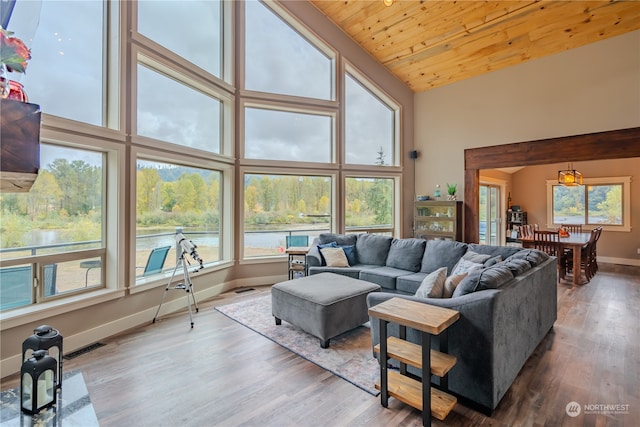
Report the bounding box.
[558,163,583,186]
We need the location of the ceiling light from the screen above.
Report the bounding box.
[383,0,394,6]
[558,163,583,186]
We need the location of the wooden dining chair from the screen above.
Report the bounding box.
[561,224,583,233]
[564,226,602,283]
[533,230,560,257]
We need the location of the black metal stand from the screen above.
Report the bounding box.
[152,251,199,328]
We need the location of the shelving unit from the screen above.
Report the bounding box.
[368,297,460,426]
[506,211,527,242]
[286,246,309,279]
[414,201,462,241]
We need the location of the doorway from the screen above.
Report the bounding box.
[479,184,501,245]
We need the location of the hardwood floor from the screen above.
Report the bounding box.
[2,264,638,426]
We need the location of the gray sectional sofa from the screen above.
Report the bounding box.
[306,233,558,414]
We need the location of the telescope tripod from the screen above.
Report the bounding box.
[152,250,200,328]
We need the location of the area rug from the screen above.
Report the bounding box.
[215,295,380,396]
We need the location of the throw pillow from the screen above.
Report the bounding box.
[339,245,357,266]
[320,247,349,267]
[462,250,492,264]
[506,249,550,267]
[452,265,514,297]
[503,258,532,276]
[319,233,357,246]
[443,272,468,298]
[484,255,502,267]
[386,238,426,272]
[317,241,337,266]
[415,267,447,298]
[420,240,468,274]
[450,257,484,276]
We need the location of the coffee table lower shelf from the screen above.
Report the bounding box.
[375,371,457,421]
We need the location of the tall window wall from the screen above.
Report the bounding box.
[0,0,403,314]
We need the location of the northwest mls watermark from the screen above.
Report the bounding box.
[566,401,630,417]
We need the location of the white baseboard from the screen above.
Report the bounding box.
[599,256,640,267]
[1,275,284,379]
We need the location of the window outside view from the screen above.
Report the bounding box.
[244,174,331,257]
[136,160,221,281]
[0,145,105,310]
[553,184,623,225]
[345,177,394,231]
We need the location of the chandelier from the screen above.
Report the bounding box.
[558,163,583,186]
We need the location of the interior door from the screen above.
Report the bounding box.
[479,184,501,245]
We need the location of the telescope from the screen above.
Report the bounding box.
[175,233,203,269]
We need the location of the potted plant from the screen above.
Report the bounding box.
[446,183,457,200]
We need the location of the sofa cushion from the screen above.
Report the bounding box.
[317,241,338,266]
[356,234,393,266]
[395,272,428,295]
[484,255,502,267]
[386,238,426,272]
[415,267,447,298]
[340,245,357,266]
[420,240,468,274]
[359,266,408,291]
[452,265,515,297]
[443,272,469,298]
[503,258,532,276]
[506,249,550,267]
[319,233,357,246]
[320,247,349,267]
[467,243,523,260]
[450,250,490,276]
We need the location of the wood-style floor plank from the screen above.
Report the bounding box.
[1,264,638,426]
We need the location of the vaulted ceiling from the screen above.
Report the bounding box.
[310,1,640,93]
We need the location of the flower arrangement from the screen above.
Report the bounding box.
[1,26,31,73]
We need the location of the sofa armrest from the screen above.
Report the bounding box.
[306,238,322,267]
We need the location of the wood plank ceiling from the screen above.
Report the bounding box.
[310,0,640,93]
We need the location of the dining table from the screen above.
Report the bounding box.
[520,231,593,285]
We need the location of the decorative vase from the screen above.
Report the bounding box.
[0,63,10,99]
[447,194,456,201]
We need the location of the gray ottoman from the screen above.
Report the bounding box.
[271,272,381,348]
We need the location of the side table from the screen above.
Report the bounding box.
[285,246,310,279]
[368,297,460,426]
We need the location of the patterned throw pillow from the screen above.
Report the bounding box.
[320,247,349,267]
[415,267,447,298]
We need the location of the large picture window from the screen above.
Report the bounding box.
[547,177,631,230]
[345,177,395,233]
[345,72,397,166]
[135,160,222,283]
[8,0,107,125]
[137,64,223,154]
[244,107,333,163]
[138,0,223,78]
[243,173,332,258]
[0,144,106,310]
[244,0,334,100]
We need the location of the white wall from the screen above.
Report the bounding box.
[414,30,640,200]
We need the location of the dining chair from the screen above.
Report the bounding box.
[564,227,602,283]
[561,224,583,233]
[533,230,561,257]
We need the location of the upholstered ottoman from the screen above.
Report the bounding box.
[271,272,381,348]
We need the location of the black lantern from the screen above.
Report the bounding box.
[20,349,57,414]
[22,325,63,390]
